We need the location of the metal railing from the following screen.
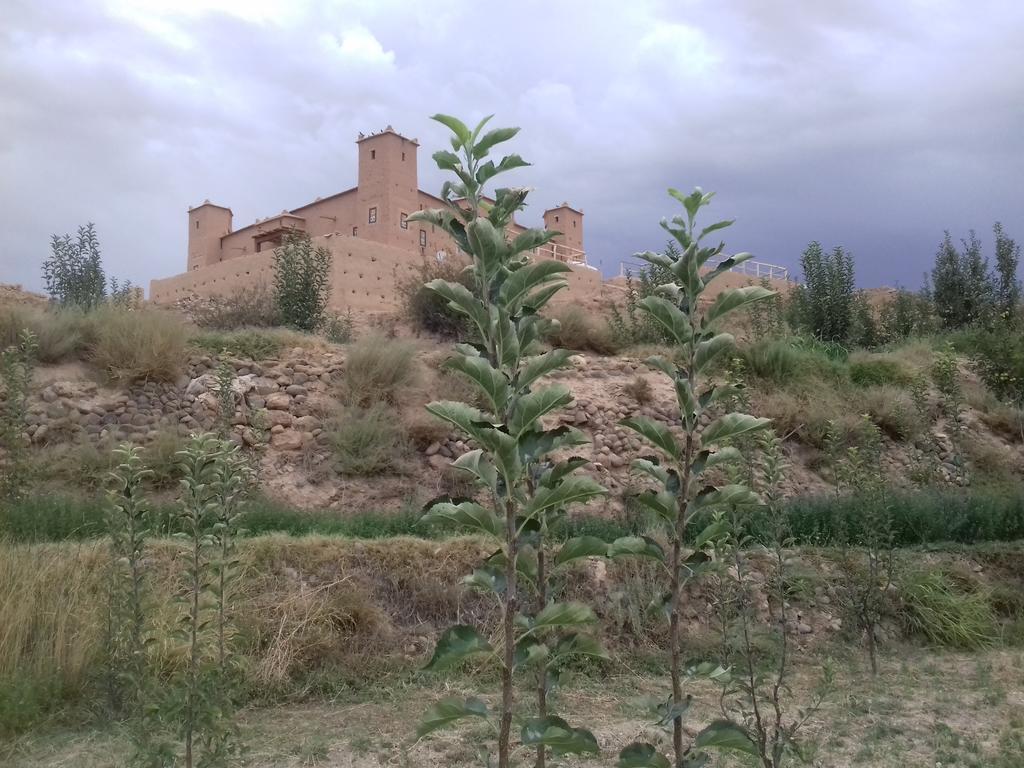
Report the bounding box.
[619,256,789,281]
[534,242,587,265]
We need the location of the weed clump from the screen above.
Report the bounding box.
[340,335,417,407]
[88,306,186,383]
[328,404,410,475]
[899,569,998,649]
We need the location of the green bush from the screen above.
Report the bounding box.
[87,306,186,383]
[42,223,107,310]
[190,329,285,360]
[328,404,409,475]
[898,569,998,649]
[849,355,912,387]
[546,305,621,355]
[397,257,473,339]
[736,337,846,384]
[789,241,856,343]
[340,335,417,407]
[272,232,333,332]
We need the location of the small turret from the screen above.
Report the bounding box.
[187,201,232,270]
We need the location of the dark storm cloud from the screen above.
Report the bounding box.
[1,0,1022,292]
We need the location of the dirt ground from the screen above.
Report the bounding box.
[6,647,1022,768]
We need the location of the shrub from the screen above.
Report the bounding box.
[0,305,90,364]
[737,338,846,384]
[621,375,653,405]
[190,329,285,360]
[87,306,186,383]
[145,430,188,488]
[42,223,107,309]
[849,354,912,388]
[1,331,37,500]
[878,289,936,342]
[930,230,995,329]
[857,385,921,441]
[396,257,472,338]
[546,305,621,354]
[898,569,998,649]
[328,404,409,475]
[607,246,676,346]
[340,335,416,407]
[189,284,282,329]
[321,311,354,344]
[789,241,856,343]
[272,233,332,332]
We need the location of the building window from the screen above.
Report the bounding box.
[371,149,376,159]
[195,220,199,229]
[352,226,357,236]
[419,229,427,247]
[555,215,560,223]
[572,220,576,228]
[400,212,408,229]
[402,152,406,161]
[368,207,377,224]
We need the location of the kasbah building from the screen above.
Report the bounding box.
[149,125,790,317]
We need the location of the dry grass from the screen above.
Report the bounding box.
[88,306,187,383]
[621,375,654,405]
[0,305,91,363]
[546,305,621,355]
[327,404,411,476]
[340,334,418,407]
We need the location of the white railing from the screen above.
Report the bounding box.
[619,256,789,281]
[534,242,587,265]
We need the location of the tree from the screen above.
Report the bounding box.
[790,242,855,343]
[42,223,107,309]
[410,114,607,768]
[993,222,1021,324]
[617,187,774,768]
[930,231,994,329]
[272,232,333,331]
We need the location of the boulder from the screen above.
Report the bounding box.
[265,392,292,411]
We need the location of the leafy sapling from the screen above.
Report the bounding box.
[410,114,608,768]
[617,188,775,768]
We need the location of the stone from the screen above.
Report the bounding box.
[265,392,291,410]
[293,415,320,431]
[253,377,278,396]
[797,622,813,634]
[41,387,58,403]
[428,454,449,470]
[285,384,307,397]
[271,429,304,451]
[262,409,293,428]
[185,374,215,396]
[425,442,442,456]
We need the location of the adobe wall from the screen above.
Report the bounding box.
[151,235,424,315]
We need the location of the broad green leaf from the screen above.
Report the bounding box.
[422,501,502,538]
[637,296,692,346]
[473,426,522,483]
[491,306,520,369]
[699,219,735,240]
[618,743,670,768]
[608,536,666,563]
[694,720,758,756]
[532,601,596,630]
[513,636,549,669]
[444,354,509,413]
[522,280,566,312]
[621,417,680,460]
[552,632,607,661]
[425,279,489,340]
[423,625,492,671]
[540,456,590,487]
[425,400,487,438]
[463,564,506,594]
[417,697,489,737]
[499,259,570,309]
[521,716,599,755]
[694,332,735,374]
[694,519,729,550]
[704,252,756,283]
[632,457,670,485]
[432,150,461,172]
[691,446,742,476]
[704,285,775,326]
[519,349,572,390]
[555,535,609,566]
[466,218,507,275]
[431,113,472,148]
[518,426,588,464]
[508,385,573,438]
[630,489,677,524]
[450,449,498,490]
[692,484,761,511]
[510,229,562,259]
[472,126,519,158]
[701,413,771,447]
[525,475,605,516]
[655,694,693,727]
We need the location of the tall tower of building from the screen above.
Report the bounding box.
[355,127,420,249]
[187,201,232,270]
[543,203,584,261]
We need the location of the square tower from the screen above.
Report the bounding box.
[356,127,420,249]
[543,203,584,262]
[187,201,232,270]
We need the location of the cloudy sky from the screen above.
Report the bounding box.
[2,0,1022,294]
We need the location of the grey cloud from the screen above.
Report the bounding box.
[1,0,1022,293]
